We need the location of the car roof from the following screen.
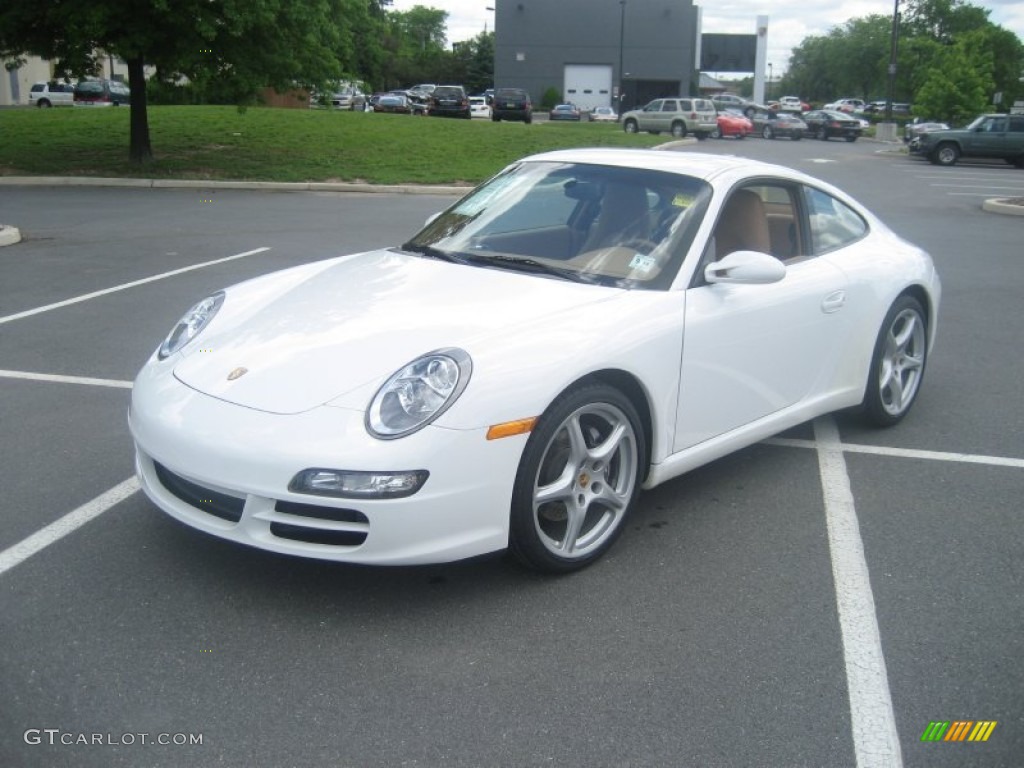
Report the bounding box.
[520,148,815,185]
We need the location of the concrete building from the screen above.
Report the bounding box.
[2,54,136,106]
[492,0,702,113]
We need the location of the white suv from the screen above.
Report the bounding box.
[28,81,76,108]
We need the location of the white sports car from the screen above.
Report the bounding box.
[130,149,940,572]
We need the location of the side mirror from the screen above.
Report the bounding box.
[705,250,786,285]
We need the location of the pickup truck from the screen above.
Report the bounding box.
[913,113,1024,167]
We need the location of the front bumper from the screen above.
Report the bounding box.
[130,369,525,565]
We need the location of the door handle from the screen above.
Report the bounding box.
[821,290,846,313]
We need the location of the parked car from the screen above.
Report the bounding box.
[28,81,76,108]
[491,87,532,123]
[73,79,130,107]
[428,85,471,118]
[621,97,716,139]
[373,92,412,114]
[588,106,618,123]
[330,83,367,111]
[130,148,940,573]
[903,119,950,144]
[469,96,491,118]
[761,112,806,140]
[776,96,808,113]
[712,109,753,139]
[913,113,1024,167]
[823,98,865,113]
[711,93,770,118]
[801,110,862,141]
[859,101,912,116]
[549,103,581,121]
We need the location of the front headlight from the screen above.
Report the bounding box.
[366,348,472,439]
[157,291,225,360]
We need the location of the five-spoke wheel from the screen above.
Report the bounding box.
[510,384,645,572]
[862,295,928,426]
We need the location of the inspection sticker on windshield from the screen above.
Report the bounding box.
[629,254,657,273]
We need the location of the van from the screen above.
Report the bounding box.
[74,79,131,107]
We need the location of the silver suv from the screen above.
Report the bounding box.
[621,98,716,139]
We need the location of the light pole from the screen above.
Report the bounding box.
[618,1,626,112]
[485,5,494,33]
[885,0,900,122]
[768,62,773,101]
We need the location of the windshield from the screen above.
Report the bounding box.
[403,161,711,289]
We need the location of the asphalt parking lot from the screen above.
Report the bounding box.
[1,138,1021,767]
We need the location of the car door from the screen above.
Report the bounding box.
[965,115,1009,158]
[636,100,663,132]
[673,182,851,451]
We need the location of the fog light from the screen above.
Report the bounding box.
[288,469,429,499]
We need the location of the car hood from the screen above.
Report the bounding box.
[172,249,621,414]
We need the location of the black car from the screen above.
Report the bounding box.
[428,85,471,119]
[801,110,862,142]
[492,87,532,123]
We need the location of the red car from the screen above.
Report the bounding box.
[712,110,753,139]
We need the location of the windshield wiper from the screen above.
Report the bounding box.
[466,253,592,283]
[400,243,471,265]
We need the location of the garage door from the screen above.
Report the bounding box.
[564,65,613,110]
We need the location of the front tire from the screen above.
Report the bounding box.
[509,383,645,573]
[862,295,928,427]
[623,119,638,134]
[932,143,959,166]
[762,125,774,139]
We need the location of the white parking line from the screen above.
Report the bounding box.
[0,477,139,577]
[814,416,903,768]
[0,369,133,389]
[0,247,270,326]
[929,184,1024,190]
[765,437,1024,468]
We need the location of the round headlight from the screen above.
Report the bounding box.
[366,348,472,439]
[158,292,225,360]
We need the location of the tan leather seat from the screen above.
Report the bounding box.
[580,182,650,252]
[714,189,771,258]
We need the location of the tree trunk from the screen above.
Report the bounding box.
[127,56,152,164]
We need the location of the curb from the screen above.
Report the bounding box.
[982,198,1024,217]
[0,176,468,195]
[0,224,22,247]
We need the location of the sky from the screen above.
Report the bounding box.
[389,0,1024,77]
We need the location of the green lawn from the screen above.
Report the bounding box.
[0,105,666,185]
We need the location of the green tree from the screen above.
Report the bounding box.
[0,0,365,164]
[914,42,990,121]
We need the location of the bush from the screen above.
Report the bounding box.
[541,86,561,109]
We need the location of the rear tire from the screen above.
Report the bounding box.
[862,295,928,427]
[762,125,774,139]
[670,122,687,138]
[816,127,828,141]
